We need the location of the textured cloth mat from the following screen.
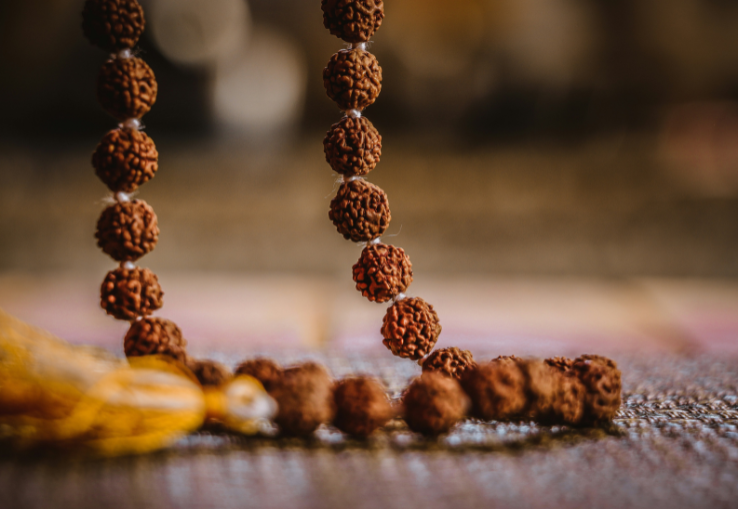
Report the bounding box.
[2,352,738,509]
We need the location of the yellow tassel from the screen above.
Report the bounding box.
[0,308,276,456]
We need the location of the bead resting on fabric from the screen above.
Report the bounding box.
[422,347,477,380]
[332,376,393,437]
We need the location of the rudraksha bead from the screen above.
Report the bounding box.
[323,116,382,177]
[353,243,412,303]
[95,199,159,261]
[270,363,335,437]
[97,56,157,120]
[517,358,557,421]
[422,347,476,380]
[323,49,382,111]
[187,358,232,387]
[329,179,391,242]
[545,356,574,374]
[321,0,384,43]
[402,372,469,436]
[460,359,527,421]
[544,371,585,425]
[92,128,158,192]
[332,376,392,437]
[100,266,163,320]
[235,358,283,392]
[381,297,439,360]
[82,0,145,53]
[124,317,187,362]
[573,355,621,424]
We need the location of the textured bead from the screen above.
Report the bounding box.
[402,372,469,436]
[333,376,393,437]
[381,297,440,360]
[545,356,574,373]
[329,179,391,242]
[323,49,382,111]
[95,199,159,262]
[92,128,158,192]
[270,363,335,437]
[187,358,232,387]
[124,317,187,362]
[321,0,384,43]
[460,359,528,421]
[422,347,476,380]
[235,358,283,392]
[544,372,585,425]
[353,243,412,303]
[573,355,622,424]
[323,116,382,177]
[97,57,157,120]
[82,0,145,52]
[100,266,163,320]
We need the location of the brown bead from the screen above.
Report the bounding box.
[82,0,145,53]
[353,243,412,303]
[329,179,391,242]
[97,57,157,120]
[100,266,163,320]
[270,362,335,437]
[422,347,476,380]
[543,372,585,426]
[545,356,574,373]
[186,358,232,387]
[459,359,528,421]
[402,372,469,436]
[92,128,158,192]
[332,376,392,437]
[234,358,283,392]
[517,358,558,421]
[124,317,187,362]
[381,297,439,360]
[323,49,382,111]
[321,0,384,43]
[573,355,622,424]
[95,199,159,262]
[323,116,382,177]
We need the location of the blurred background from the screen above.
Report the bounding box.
[0,0,737,358]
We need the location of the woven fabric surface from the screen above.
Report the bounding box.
[2,352,737,509]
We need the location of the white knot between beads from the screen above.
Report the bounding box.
[351,42,367,51]
[121,118,141,130]
[393,292,407,302]
[369,237,381,245]
[116,49,133,60]
[341,175,362,183]
[346,109,362,119]
[122,261,136,270]
[116,191,131,203]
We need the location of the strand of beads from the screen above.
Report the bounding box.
[83,0,188,363]
[321,0,442,363]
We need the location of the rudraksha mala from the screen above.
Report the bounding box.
[322,0,446,364]
[82,0,187,362]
